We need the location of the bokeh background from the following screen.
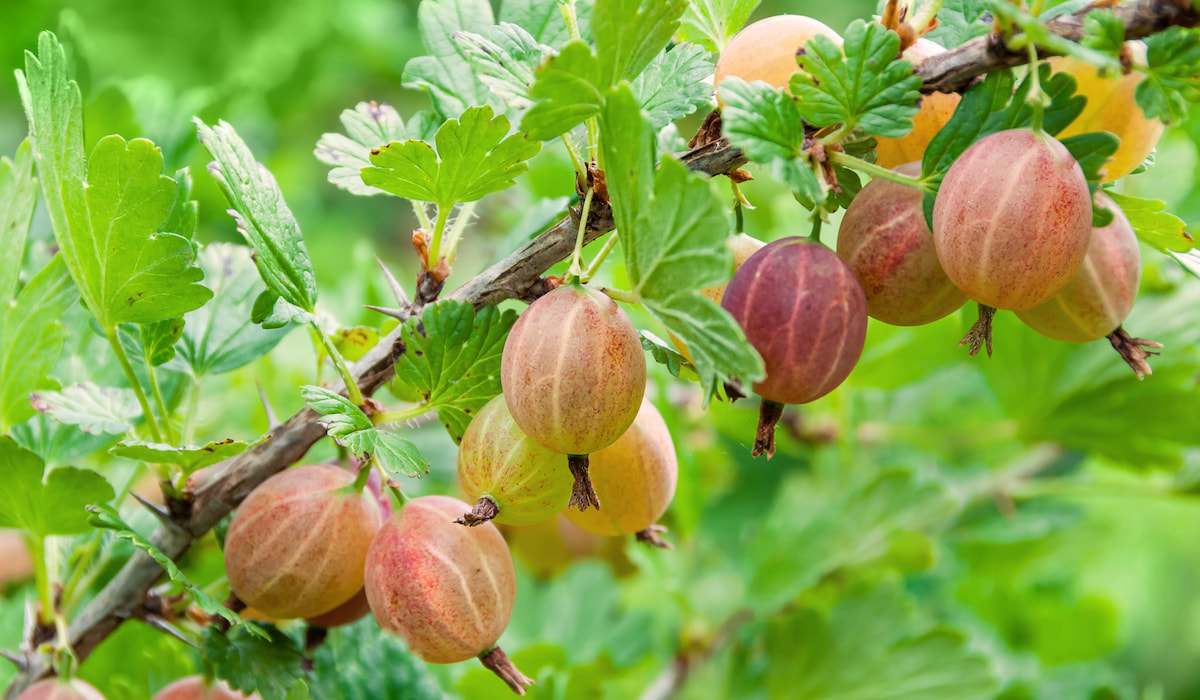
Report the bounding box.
[3,0,1200,698]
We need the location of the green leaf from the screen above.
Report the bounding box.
[308,619,447,699]
[135,317,186,367]
[401,0,498,119]
[631,43,713,130]
[161,166,198,240]
[996,66,1088,136]
[1080,9,1125,55]
[790,20,922,137]
[177,244,290,377]
[0,436,113,536]
[765,584,997,700]
[639,330,687,378]
[0,138,38,302]
[926,0,992,47]
[1106,191,1195,253]
[455,23,553,112]
[499,0,593,47]
[362,106,541,207]
[394,300,517,443]
[300,386,429,479]
[678,0,762,52]
[1060,131,1120,190]
[195,118,318,316]
[1138,26,1200,124]
[315,101,415,196]
[592,0,688,84]
[109,438,256,475]
[87,503,261,635]
[30,382,140,435]
[200,624,305,700]
[599,85,657,274]
[520,41,606,141]
[0,256,77,431]
[332,326,381,363]
[718,77,824,203]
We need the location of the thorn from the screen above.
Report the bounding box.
[364,304,409,321]
[256,381,279,428]
[138,614,196,648]
[0,649,25,670]
[376,256,411,308]
[131,493,172,524]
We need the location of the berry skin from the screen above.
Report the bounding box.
[714,15,842,105]
[932,128,1092,311]
[15,681,107,700]
[874,40,962,168]
[152,677,260,700]
[837,162,966,326]
[458,395,573,527]
[1016,192,1140,342]
[223,464,384,620]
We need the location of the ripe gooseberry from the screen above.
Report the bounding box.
[223,464,384,619]
[721,237,868,456]
[837,162,966,326]
[874,39,962,168]
[15,681,106,700]
[1051,43,1164,182]
[714,15,842,105]
[152,677,259,700]
[670,234,766,363]
[457,394,573,527]
[1015,191,1162,377]
[564,400,678,548]
[933,128,1092,335]
[501,283,646,511]
[364,495,533,695]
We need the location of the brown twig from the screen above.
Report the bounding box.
[1108,325,1163,379]
[959,304,997,358]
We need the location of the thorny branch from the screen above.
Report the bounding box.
[8,0,1199,692]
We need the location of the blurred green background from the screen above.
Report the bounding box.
[3,0,1200,698]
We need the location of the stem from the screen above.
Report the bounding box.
[561,134,586,185]
[27,535,53,626]
[426,205,451,273]
[105,326,163,442]
[564,187,595,281]
[586,116,601,165]
[182,376,203,445]
[442,201,477,264]
[143,358,175,445]
[1026,42,1046,133]
[910,0,947,33]
[560,0,581,41]
[599,287,639,304]
[374,404,431,425]
[581,232,620,283]
[809,215,823,243]
[410,200,432,233]
[827,152,932,191]
[372,459,408,506]
[311,320,365,407]
[351,457,372,492]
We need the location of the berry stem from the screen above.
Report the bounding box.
[753,400,785,458]
[599,287,639,304]
[635,524,674,549]
[808,215,823,243]
[567,455,601,511]
[454,496,500,527]
[581,232,620,283]
[564,187,595,282]
[1108,325,1163,379]
[350,458,372,493]
[826,151,932,191]
[1025,43,1048,134]
[479,646,535,696]
[959,304,997,357]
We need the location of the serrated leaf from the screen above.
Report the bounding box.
[314,102,413,196]
[997,66,1087,136]
[30,381,140,435]
[719,77,824,202]
[88,503,262,636]
[332,326,380,363]
[109,438,256,475]
[251,290,311,331]
[927,0,993,47]
[161,166,198,240]
[679,0,763,52]
[301,386,429,479]
[1059,132,1120,193]
[631,42,713,130]
[1081,10,1125,54]
[174,242,290,374]
[0,138,38,302]
[0,436,113,536]
[200,625,304,700]
[765,584,996,699]
[136,316,186,367]
[1106,191,1194,253]
[520,41,606,141]
[195,118,318,316]
[363,106,541,207]
[790,20,922,137]
[308,618,447,699]
[592,0,688,84]
[455,23,553,112]
[0,255,77,431]
[402,0,499,118]
[499,0,594,47]
[639,330,687,378]
[1138,26,1200,124]
[394,301,516,443]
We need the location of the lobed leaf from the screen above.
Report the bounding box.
[314,102,419,196]
[455,23,553,112]
[0,138,38,302]
[1106,191,1195,253]
[499,0,594,47]
[393,300,517,443]
[719,77,823,202]
[639,330,688,378]
[631,42,713,130]
[401,0,499,119]
[1138,26,1200,123]
[519,41,606,141]
[300,386,429,479]
[200,625,306,700]
[0,437,113,537]
[308,619,446,699]
[678,0,763,52]
[31,381,141,435]
[196,118,318,316]
[109,438,257,476]
[592,0,689,85]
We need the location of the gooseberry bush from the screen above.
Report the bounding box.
[2,0,1200,697]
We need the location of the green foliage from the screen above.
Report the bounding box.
[315,101,433,196]
[200,625,307,700]
[1080,10,1126,55]
[108,438,255,475]
[0,436,113,536]
[30,381,140,435]
[1138,26,1200,123]
[393,300,517,443]
[632,43,713,131]
[308,619,447,699]
[1107,191,1195,253]
[592,0,688,85]
[719,78,825,202]
[639,330,688,378]
[455,23,552,113]
[789,20,923,138]
[362,106,541,207]
[678,0,763,52]
[301,385,430,479]
[520,41,606,141]
[0,139,37,302]
[402,0,498,118]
